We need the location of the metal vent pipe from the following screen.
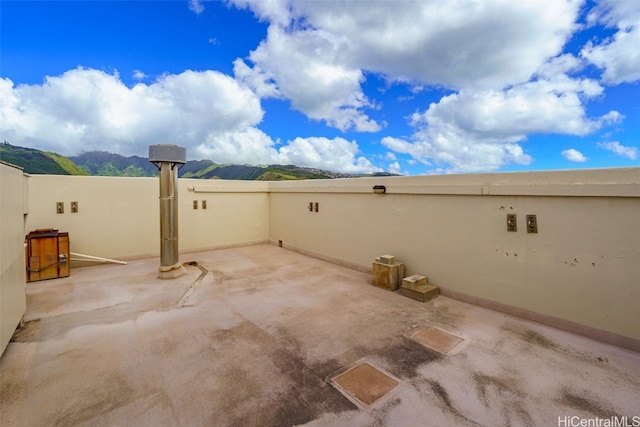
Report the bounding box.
[149,144,187,279]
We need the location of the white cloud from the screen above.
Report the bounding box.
[382,74,618,173]
[233,0,581,90]
[237,25,381,132]
[188,0,204,14]
[561,149,588,162]
[132,70,147,81]
[0,68,378,173]
[598,141,638,159]
[233,58,281,99]
[274,136,380,173]
[227,0,622,172]
[229,0,585,134]
[388,161,401,175]
[196,132,381,173]
[1,67,264,156]
[194,127,277,165]
[382,135,531,174]
[299,0,581,89]
[586,0,640,26]
[5,1,633,175]
[581,0,640,84]
[230,0,292,26]
[385,152,397,161]
[536,54,584,78]
[419,76,610,139]
[229,0,584,137]
[598,110,624,126]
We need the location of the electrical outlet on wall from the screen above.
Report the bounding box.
[507,214,517,232]
[526,215,538,233]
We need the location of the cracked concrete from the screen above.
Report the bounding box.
[1,244,639,426]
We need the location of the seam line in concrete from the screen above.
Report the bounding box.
[177,262,209,306]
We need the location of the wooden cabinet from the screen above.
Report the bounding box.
[25,229,70,282]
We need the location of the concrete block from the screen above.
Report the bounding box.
[400,277,439,302]
[377,255,396,265]
[372,260,404,291]
[402,274,427,287]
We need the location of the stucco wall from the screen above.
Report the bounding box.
[25,176,269,261]
[13,168,640,349]
[268,168,640,345]
[0,162,28,356]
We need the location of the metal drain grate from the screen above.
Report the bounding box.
[411,326,464,354]
[333,362,399,405]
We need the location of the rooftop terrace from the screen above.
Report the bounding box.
[1,162,639,425]
[2,244,639,426]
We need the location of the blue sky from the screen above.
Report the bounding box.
[1,0,638,175]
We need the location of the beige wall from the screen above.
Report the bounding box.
[25,176,269,261]
[269,168,640,345]
[179,180,269,252]
[6,167,640,350]
[0,162,28,356]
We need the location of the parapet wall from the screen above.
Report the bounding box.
[269,168,640,348]
[0,162,28,356]
[14,167,640,350]
[25,176,270,260]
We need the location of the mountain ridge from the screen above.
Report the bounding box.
[0,142,398,180]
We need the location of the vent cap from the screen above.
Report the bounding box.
[149,144,186,164]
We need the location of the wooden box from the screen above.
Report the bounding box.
[25,229,70,282]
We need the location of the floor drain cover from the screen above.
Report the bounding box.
[412,326,464,354]
[333,362,399,405]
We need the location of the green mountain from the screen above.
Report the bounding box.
[1,142,399,180]
[69,151,157,176]
[70,151,396,180]
[180,160,218,178]
[44,152,89,175]
[0,142,88,175]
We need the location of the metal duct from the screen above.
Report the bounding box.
[149,144,187,279]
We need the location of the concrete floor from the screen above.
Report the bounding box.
[1,244,639,426]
